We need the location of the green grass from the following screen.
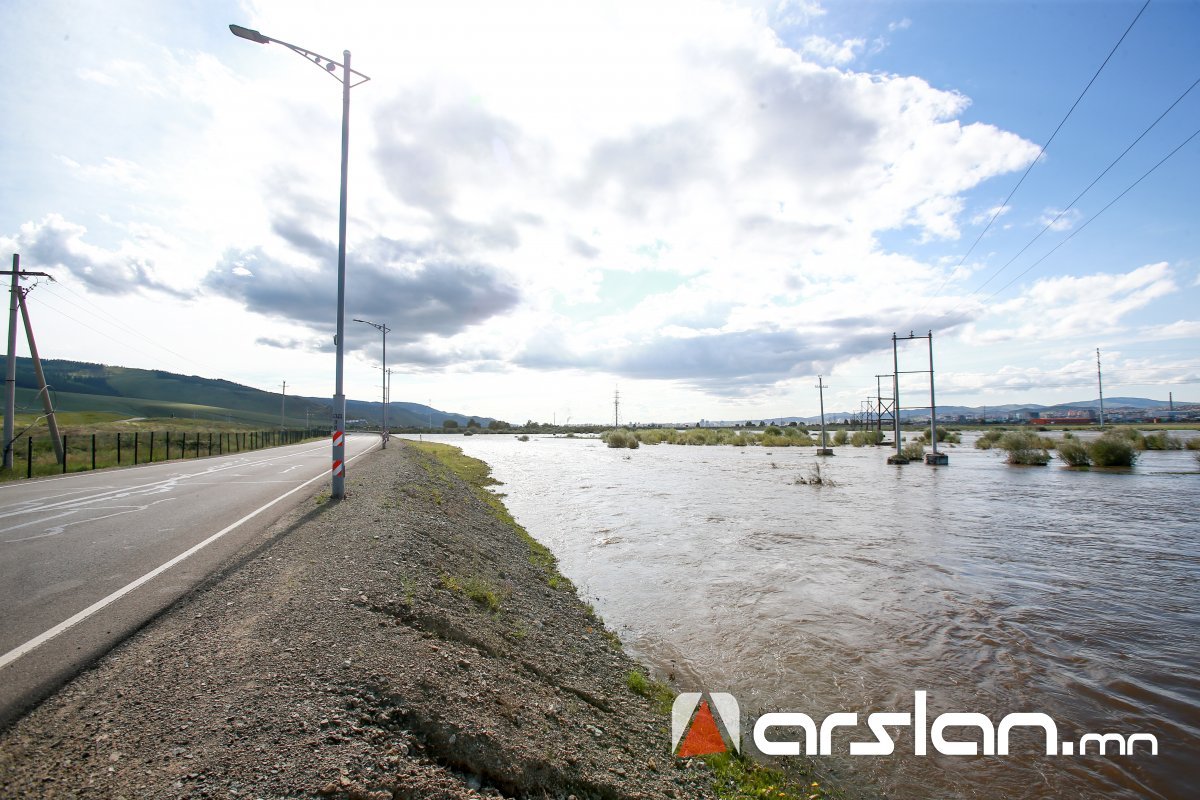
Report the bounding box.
[703,751,839,800]
[0,424,319,481]
[624,669,675,715]
[442,574,504,612]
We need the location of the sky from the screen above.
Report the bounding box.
[1,0,1197,424]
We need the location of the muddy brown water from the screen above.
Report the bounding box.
[404,433,1199,799]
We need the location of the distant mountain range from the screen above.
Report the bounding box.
[12,358,491,429]
[703,397,1198,427]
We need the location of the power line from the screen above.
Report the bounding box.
[922,0,1152,307]
[40,280,209,370]
[980,124,1200,302]
[961,74,1200,302]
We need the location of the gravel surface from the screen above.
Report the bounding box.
[0,441,720,799]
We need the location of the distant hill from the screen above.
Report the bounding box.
[701,396,1197,427]
[12,358,491,429]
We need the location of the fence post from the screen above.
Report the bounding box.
[208,432,212,456]
[92,433,96,471]
[62,435,67,474]
[117,432,122,465]
[26,436,31,479]
[134,432,139,464]
[150,432,155,463]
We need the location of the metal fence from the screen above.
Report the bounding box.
[8,428,330,480]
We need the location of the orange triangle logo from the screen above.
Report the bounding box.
[676,699,728,757]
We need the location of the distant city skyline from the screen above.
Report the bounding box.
[2,0,1197,424]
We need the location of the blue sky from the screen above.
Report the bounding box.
[1,0,1197,423]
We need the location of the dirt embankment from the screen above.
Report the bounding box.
[0,441,720,799]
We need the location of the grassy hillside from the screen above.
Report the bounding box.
[11,358,491,430]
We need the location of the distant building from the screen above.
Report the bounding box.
[1029,409,1096,425]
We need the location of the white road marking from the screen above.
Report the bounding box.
[0,444,330,521]
[0,440,378,671]
[4,499,178,544]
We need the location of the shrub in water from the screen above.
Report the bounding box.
[900,441,925,460]
[919,426,962,445]
[975,429,1004,450]
[1056,438,1092,467]
[998,431,1050,466]
[1142,432,1182,451]
[850,429,884,447]
[1089,434,1138,467]
[1109,427,1147,450]
[832,429,848,446]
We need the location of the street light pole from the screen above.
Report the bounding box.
[229,24,370,498]
[354,318,390,448]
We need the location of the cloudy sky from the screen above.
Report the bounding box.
[1,0,1197,423]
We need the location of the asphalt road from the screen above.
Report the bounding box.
[0,433,380,728]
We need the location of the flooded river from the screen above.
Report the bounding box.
[403,432,1199,799]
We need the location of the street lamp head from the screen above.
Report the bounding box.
[229,24,270,44]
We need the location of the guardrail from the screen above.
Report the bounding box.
[5,428,331,480]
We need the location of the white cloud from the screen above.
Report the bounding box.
[973,262,1177,343]
[799,35,866,65]
[1038,207,1083,232]
[971,204,1011,226]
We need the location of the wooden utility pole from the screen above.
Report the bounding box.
[816,376,833,456]
[17,285,64,464]
[280,380,287,431]
[3,255,53,470]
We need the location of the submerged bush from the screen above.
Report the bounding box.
[603,429,639,449]
[1056,438,1092,467]
[998,431,1051,466]
[1143,432,1183,451]
[1185,437,1200,451]
[850,429,885,447]
[1090,434,1138,467]
[832,429,848,445]
[918,426,962,445]
[794,463,837,486]
[1109,427,1147,450]
[900,441,925,461]
[975,429,1005,450]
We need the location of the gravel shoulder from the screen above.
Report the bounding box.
[0,440,722,799]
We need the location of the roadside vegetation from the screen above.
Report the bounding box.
[1,414,322,481]
[407,441,574,591]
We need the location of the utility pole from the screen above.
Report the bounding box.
[3,256,54,470]
[354,318,390,448]
[816,376,833,455]
[889,333,905,463]
[614,386,620,429]
[1096,348,1105,428]
[280,380,287,431]
[17,285,63,464]
[926,330,946,464]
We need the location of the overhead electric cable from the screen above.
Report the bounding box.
[41,280,207,369]
[963,73,1200,300]
[922,0,1152,304]
[981,124,1200,301]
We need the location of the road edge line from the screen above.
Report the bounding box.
[0,440,379,670]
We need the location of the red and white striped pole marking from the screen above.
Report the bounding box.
[332,430,346,476]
